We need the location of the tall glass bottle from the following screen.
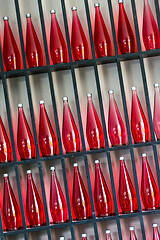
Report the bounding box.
[153,224,160,240]
[82,233,87,240]
[94,3,111,58]
[118,0,136,54]
[94,160,112,217]
[17,104,36,159]
[62,97,80,153]
[50,10,67,64]
[3,173,21,230]
[72,163,92,220]
[143,0,160,50]
[0,116,11,163]
[71,7,88,61]
[153,83,160,139]
[106,230,112,240]
[108,90,126,146]
[131,87,149,143]
[129,227,137,240]
[26,170,45,227]
[26,14,43,68]
[119,157,138,213]
[141,153,159,210]
[39,100,56,157]
[86,93,104,149]
[3,16,21,71]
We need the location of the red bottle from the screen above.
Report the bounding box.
[62,97,80,153]
[86,93,104,150]
[82,233,87,240]
[17,104,36,159]
[143,0,160,50]
[129,227,137,240]
[94,160,112,217]
[141,153,159,210]
[50,166,68,223]
[108,90,126,146]
[3,16,21,71]
[72,163,92,220]
[0,116,11,163]
[3,173,21,230]
[118,0,136,54]
[131,87,149,143]
[119,157,138,213]
[39,100,56,157]
[94,3,111,58]
[26,170,45,227]
[71,7,88,61]
[153,224,160,240]
[26,13,43,68]
[153,83,160,139]
[106,230,112,240]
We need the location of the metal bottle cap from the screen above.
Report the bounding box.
[26,13,31,18]
[50,9,56,14]
[3,16,9,21]
[71,7,77,11]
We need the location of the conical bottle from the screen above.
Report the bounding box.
[118,0,136,54]
[142,0,160,50]
[3,16,21,71]
[153,224,160,240]
[17,104,36,159]
[131,87,149,143]
[39,100,56,157]
[50,166,68,223]
[108,90,126,146]
[106,230,112,240]
[26,170,45,227]
[3,173,21,230]
[86,93,104,150]
[72,163,92,220]
[94,3,111,58]
[153,83,160,139]
[119,157,138,213]
[50,10,68,64]
[62,97,80,153]
[71,7,88,61]
[82,233,87,240]
[26,14,43,68]
[141,153,159,210]
[94,160,112,217]
[129,227,137,240]
[0,116,11,162]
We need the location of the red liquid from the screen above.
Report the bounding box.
[50,10,68,64]
[3,174,22,230]
[26,171,45,227]
[143,0,160,50]
[141,154,159,210]
[0,116,11,162]
[26,14,43,68]
[94,4,111,58]
[94,160,112,217]
[71,8,88,61]
[131,88,149,143]
[153,225,160,240]
[130,228,137,240]
[72,163,92,220]
[118,1,136,54]
[50,167,68,223]
[86,94,104,149]
[108,91,126,146]
[3,17,21,71]
[106,230,112,240]
[17,105,36,159]
[153,84,160,139]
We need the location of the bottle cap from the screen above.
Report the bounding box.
[105,229,111,234]
[141,153,147,157]
[119,156,124,161]
[118,0,123,3]
[50,166,56,171]
[108,90,114,94]
[3,16,9,21]
[131,86,137,91]
[62,96,68,102]
[95,159,100,164]
[27,170,32,174]
[154,83,159,88]
[153,223,158,228]
[81,233,87,237]
[86,93,92,97]
[39,100,45,104]
[3,173,8,177]
[17,103,23,108]
[129,226,135,231]
[73,163,78,167]
[94,3,100,7]
[71,7,77,11]
[50,9,56,14]
[59,237,65,240]
[26,13,31,18]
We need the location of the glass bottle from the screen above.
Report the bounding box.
[72,163,92,220]
[0,116,11,163]
[3,16,21,71]
[142,0,160,50]
[17,104,36,159]
[26,13,43,68]
[3,173,21,230]
[94,3,111,58]
[153,223,160,240]
[71,7,88,61]
[26,170,45,227]
[62,97,80,153]
[153,83,160,139]
[119,157,138,213]
[129,226,137,240]
[131,87,149,143]
[50,10,68,64]
[108,90,126,146]
[106,230,112,240]
[94,160,112,217]
[86,93,104,150]
[141,153,159,210]
[82,233,87,240]
[50,166,68,223]
[39,100,56,157]
[118,0,136,54]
